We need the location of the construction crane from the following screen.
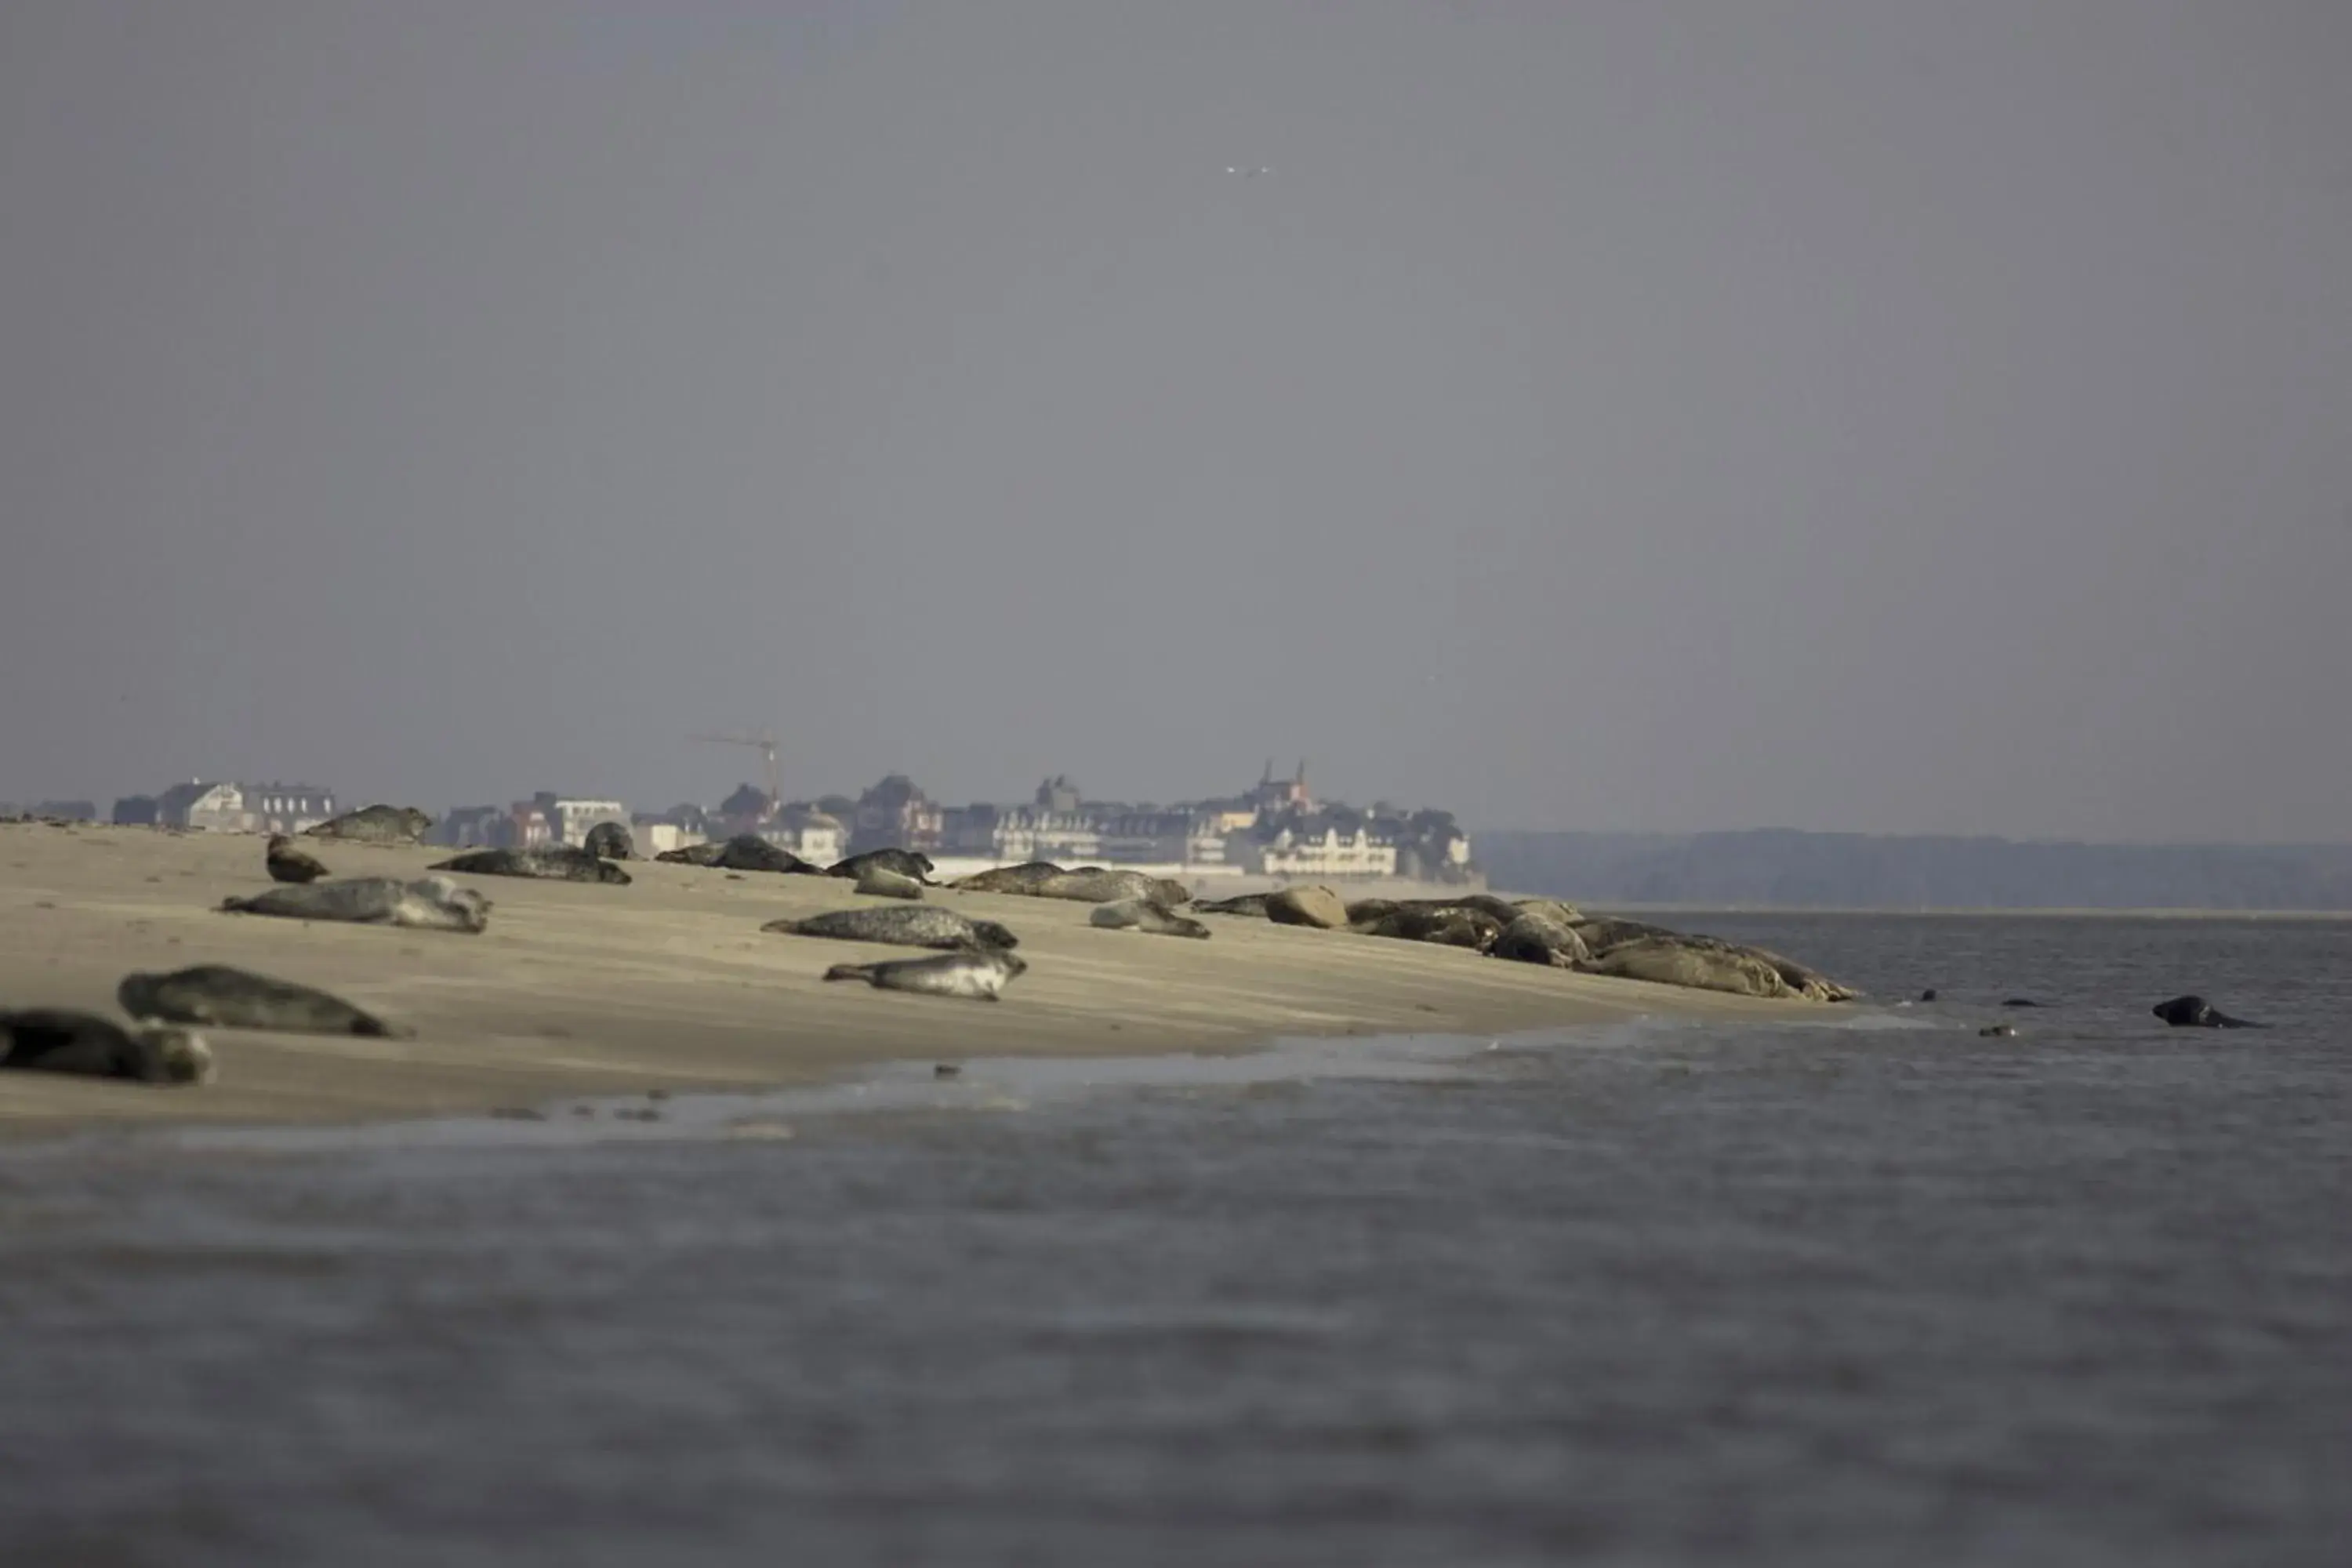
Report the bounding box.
[688,731,781,813]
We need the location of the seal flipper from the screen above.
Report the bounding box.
[824,964,875,984]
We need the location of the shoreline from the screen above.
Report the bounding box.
[0,825,1802,1143]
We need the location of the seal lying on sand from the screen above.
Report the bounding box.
[1193,893,1272,917]
[303,804,433,844]
[828,848,936,884]
[655,834,821,873]
[430,846,631,885]
[855,866,926,900]
[583,822,635,860]
[949,862,1067,894]
[221,875,491,934]
[823,949,1027,1001]
[763,906,1019,951]
[1021,869,1191,906]
[266,833,329,884]
[1354,906,1503,951]
[118,964,409,1039]
[0,1010,215,1084]
[1089,899,1211,939]
[1490,911,1591,967]
[2151,994,2265,1029]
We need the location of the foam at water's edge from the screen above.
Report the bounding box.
[6,1004,1951,1161]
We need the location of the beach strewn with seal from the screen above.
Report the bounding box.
[0,822,1810,1137]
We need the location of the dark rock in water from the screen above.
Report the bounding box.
[118,964,408,1038]
[0,1009,215,1084]
[656,835,820,873]
[827,848,937,884]
[2001,998,2042,1008]
[222,875,492,933]
[2151,994,2265,1029]
[823,949,1027,1001]
[265,834,330,884]
[303,804,433,845]
[764,906,1020,952]
[949,862,1065,894]
[1919,989,1939,1003]
[430,846,631,884]
[583,822,635,860]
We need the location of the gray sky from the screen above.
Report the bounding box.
[5,1,2348,840]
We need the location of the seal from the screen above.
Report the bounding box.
[1088,898,1211,939]
[827,848,937,884]
[1490,910,1590,967]
[302,804,434,844]
[1581,936,1791,999]
[949,862,1066,894]
[1979,1023,2017,1038]
[822,949,1027,1001]
[430,846,631,884]
[1918,989,1939,1003]
[1193,893,1273,917]
[855,866,926,900]
[583,821,635,861]
[655,834,821,874]
[2000,998,2042,1008]
[1354,906,1503,952]
[0,1009,215,1084]
[265,833,330,884]
[763,906,1019,951]
[2151,994,2264,1029]
[221,875,491,934]
[1023,869,1190,906]
[118,964,409,1038]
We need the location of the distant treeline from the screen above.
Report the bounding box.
[1478,829,2352,912]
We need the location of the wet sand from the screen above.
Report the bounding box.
[0,823,1800,1138]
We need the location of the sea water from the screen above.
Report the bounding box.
[1,913,2347,1566]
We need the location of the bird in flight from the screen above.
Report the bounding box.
[1225,165,1275,178]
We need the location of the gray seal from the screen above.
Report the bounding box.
[2151,994,2264,1029]
[855,866,926,900]
[655,834,821,873]
[827,848,937,884]
[822,949,1027,1001]
[222,875,491,934]
[0,1010,216,1084]
[1025,869,1190,906]
[430,846,631,884]
[583,822,635,860]
[1354,906,1503,952]
[763,906,1018,951]
[302,804,434,844]
[949,861,1066,894]
[265,833,330,884]
[1089,898,1211,939]
[1979,1023,2017,1038]
[118,964,409,1038]
[1490,911,1591,968]
[1193,893,1272,917]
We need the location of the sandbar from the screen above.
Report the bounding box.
[0,823,1805,1139]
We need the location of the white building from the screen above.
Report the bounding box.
[528,793,630,848]
[1236,822,1399,880]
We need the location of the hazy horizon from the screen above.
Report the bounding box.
[5,2,2347,843]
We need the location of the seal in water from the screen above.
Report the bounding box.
[266,833,330,884]
[118,964,409,1039]
[763,906,1018,951]
[2001,997,2042,1008]
[2151,994,2265,1029]
[583,821,635,860]
[1088,898,1211,939]
[302,804,434,845]
[1919,989,1939,1003]
[0,1010,216,1084]
[1979,1024,2017,1038]
[430,845,631,884]
[822,949,1027,1001]
[828,848,936,884]
[221,875,491,934]
[855,865,925,900]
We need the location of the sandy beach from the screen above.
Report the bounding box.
[0,822,1802,1138]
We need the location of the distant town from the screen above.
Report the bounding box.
[5,761,1482,887]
